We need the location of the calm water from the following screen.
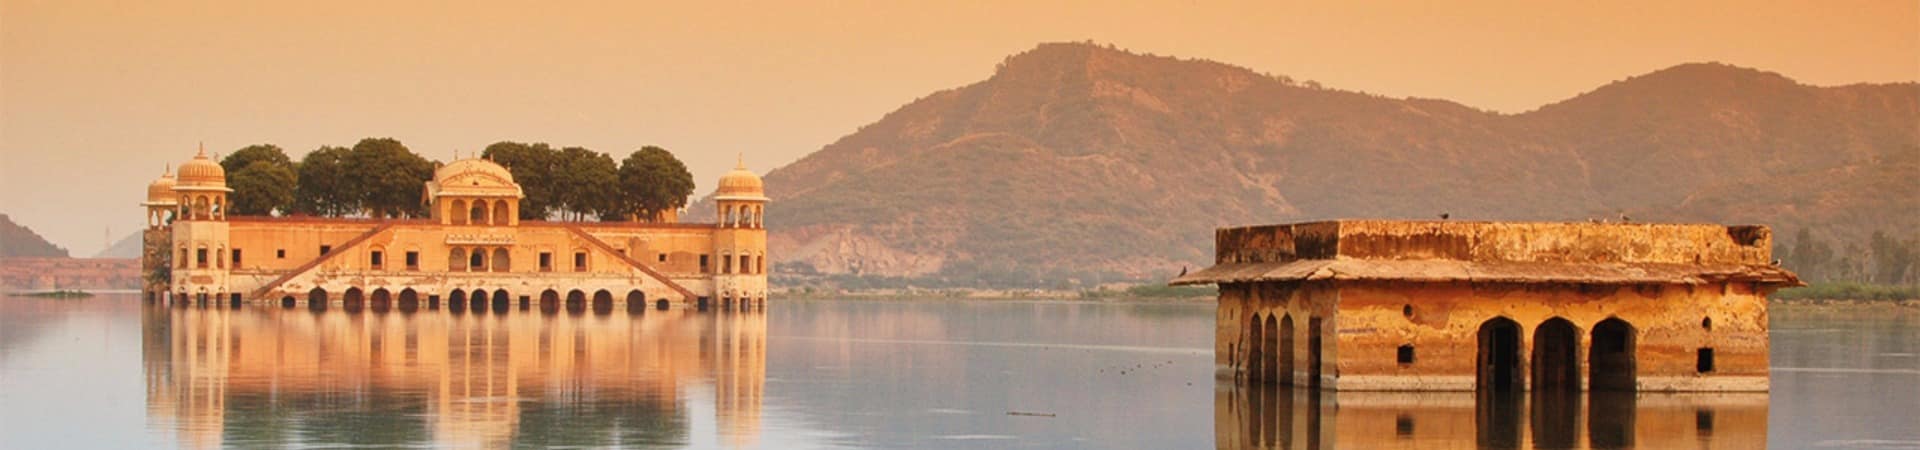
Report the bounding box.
[0,295,1914,449]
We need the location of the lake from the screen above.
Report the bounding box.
[0,294,1915,449]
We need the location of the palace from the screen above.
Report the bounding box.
[140,147,769,312]
[1173,220,1799,392]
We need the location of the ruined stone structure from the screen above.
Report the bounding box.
[1172,220,1799,392]
[142,147,769,312]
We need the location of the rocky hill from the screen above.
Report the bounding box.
[743,43,1918,285]
[0,214,68,258]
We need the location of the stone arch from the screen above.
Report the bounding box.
[470,200,489,225]
[469,250,487,272]
[592,290,614,314]
[626,290,646,313]
[1476,317,1524,392]
[1278,314,1296,386]
[493,200,509,224]
[451,199,467,225]
[398,288,420,313]
[450,248,467,271]
[370,288,392,312]
[540,289,560,313]
[492,248,510,272]
[469,289,489,313]
[1532,317,1581,392]
[492,290,510,312]
[656,298,670,310]
[566,289,587,313]
[1263,314,1281,384]
[343,287,365,311]
[449,289,467,312]
[1248,313,1266,383]
[1590,318,1637,392]
[308,287,328,310]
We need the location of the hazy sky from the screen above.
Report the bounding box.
[3,0,1916,256]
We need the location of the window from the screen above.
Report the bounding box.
[658,253,667,263]
[740,255,751,274]
[405,251,420,270]
[196,248,208,268]
[1697,348,1715,373]
[320,245,332,255]
[539,252,553,272]
[1397,345,1416,365]
[573,252,587,272]
[276,249,286,259]
[699,254,710,273]
[722,254,732,274]
[370,250,384,269]
[231,249,242,266]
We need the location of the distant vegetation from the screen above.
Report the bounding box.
[1080,283,1216,300]
[1778,227,1918,288]
[216,139,694,222]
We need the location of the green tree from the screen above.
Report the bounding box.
[551,146,619,221]
[481,141,560,220]
[345,138,435,218]
[220,145,298,216]
[1869,231,1917,285]
[616,146,696,222]
[1788,227,1833,282]
[227,160,298,216]
[294,146,356,216]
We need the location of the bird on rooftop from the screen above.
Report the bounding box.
[1178,266,1188,277]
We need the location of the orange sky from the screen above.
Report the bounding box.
[3,0,1916,255]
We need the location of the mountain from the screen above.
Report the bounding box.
[96,231,144,258]
[747,43,1919,285]
[0,213,69,258]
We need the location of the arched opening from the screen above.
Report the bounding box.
[566,290,586,313]
[469,289,489,313]
[1590,318,1637,392]
[470,200,489,225]
[370,288,392,313]
[656,298,669,310]
[1476,317,1523,392]
[1532,318,1581,392]
[626,290,645,314]
[492,290,510,313]
[398,289,420,313]
[307,288,328,310]
[1278,314,1296,386]
[1263,315,1282,383]
[493,200,509,225]
[450,248,467,271]
[343,287,365,312]
[280,296,295,308]
[540,289,560,314]
[469,251,486,272]
[1248,314,1266,384]
[492,248,510,272]
[448,289,467,313]
[592,290,614,314]
[1307,317,1325,388]
[451,199,467,225]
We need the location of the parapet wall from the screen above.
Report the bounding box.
[1217,221,1773,266]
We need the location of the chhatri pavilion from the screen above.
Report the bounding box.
[140,147,769,312]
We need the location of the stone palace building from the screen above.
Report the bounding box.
[141,147,769,312]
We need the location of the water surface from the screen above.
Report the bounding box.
[0,295,1914,448]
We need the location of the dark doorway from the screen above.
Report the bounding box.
[492,290,510,313]
[627,291,646,314]
[370,288,391,313]
[398,289,419,313]
[1476,317,1522,392]
[469,289,489,313]
[307,288,328,311]
[1590,318,1637,392]
[1307,317,1325,389]
[1532,317,1580,392]
[1248,314,1267,384]
[1278,314,1296,386]
[1264,314,1281,384]
[343,288,365,312]
[540,290,560,314]
[449,290,467,313]
[566,290,587,313]
[592,290,614,314]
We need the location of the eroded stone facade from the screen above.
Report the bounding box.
[1174,220,1798,392]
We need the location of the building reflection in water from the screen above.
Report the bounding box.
[1216,383,1767,449]
[140,304,765,448]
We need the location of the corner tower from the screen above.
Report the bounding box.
[170,146,235,305]
[711,157,768,308]
[140,166,178,300]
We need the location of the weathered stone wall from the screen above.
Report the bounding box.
[1213,220,1775,266]
[1333,281,1769,392]
[1214,389,1768,449]
[1217,281,1339,386]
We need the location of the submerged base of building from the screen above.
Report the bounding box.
[1173,220,1799,393]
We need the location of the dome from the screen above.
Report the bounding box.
[434,157,517,185]
[715,157,765,199]
[175,146,228,189]
[143,168,178,206]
